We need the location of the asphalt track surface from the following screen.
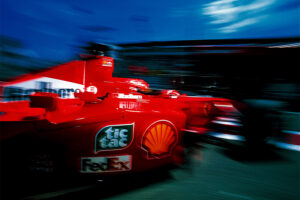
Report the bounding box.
[3,137,300,200]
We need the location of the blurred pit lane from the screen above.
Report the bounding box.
[112,38,300,150]
[3,140,300,200]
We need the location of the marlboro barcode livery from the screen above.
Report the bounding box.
[0,55,241,176]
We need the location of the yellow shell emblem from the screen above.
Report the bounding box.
[142,121,178,158]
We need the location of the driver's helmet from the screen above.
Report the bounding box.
[160,90,181,98]
[129,79,150,92]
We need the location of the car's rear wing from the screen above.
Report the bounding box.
[0,55,114,101]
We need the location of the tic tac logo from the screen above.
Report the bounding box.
[95,124,133,152]
[81,155,132,173]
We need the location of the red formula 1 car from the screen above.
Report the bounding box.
[0,55,241,177]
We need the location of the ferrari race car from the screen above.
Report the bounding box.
[0,55,241,177]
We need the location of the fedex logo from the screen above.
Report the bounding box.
[81,155,132,173]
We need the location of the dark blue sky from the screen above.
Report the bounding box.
[1,0,299,62]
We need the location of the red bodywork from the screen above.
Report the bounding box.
[0,55,239,176]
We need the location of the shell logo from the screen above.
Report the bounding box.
[142,120,178,159]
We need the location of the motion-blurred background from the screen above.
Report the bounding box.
[0,1,300,199]
[0,0,299,144]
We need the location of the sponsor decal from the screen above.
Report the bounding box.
[116,93,142,99]
[95,124,133,152]
[141,120,178,159]
[3,77,84,101]
[102,59,113,67]
[81,155,132,173]
[119,101,140,110]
